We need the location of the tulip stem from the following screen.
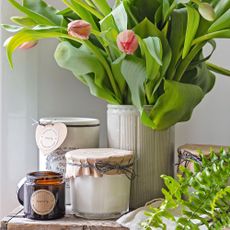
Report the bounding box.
[84,40,121,102]
[71,0,104,19]
[57,32,120,100]
[191,0,201,6]
[174,42,205,81]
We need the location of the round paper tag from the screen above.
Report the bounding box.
[39,128,58,150]
[30,189,56,215]
[35,123,67,155]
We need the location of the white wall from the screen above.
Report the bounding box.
[0,0,230,218]
[0,3,38,217]
[175,40,230,148]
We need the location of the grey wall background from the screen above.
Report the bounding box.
[176,39,230,146]
[0,0,230,218]
[37,39,107,147]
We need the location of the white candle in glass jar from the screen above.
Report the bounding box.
[65,148,134,219]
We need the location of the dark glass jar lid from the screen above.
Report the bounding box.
[27,171,63,180]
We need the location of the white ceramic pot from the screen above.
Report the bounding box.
[107,105,175,209]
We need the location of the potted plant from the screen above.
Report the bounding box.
[2,0,230,208]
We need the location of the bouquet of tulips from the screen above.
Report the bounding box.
[2,0,230,130]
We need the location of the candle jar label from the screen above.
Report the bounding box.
[40,128,58,149]
[30,189,56,215]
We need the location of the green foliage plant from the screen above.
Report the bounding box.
[2,0,230,130]
[141,149,230,229]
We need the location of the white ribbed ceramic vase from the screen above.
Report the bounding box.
[107,105,175,209]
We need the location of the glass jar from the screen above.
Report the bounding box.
[23,171,65,220]
[37,117,100,204]
[65,148,134,219]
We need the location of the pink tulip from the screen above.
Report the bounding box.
[116,30,139,54]
[68,20,91,40]
[18,40,38,49]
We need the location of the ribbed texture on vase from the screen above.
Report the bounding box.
[107,105,175,209]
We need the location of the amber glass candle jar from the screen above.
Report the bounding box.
[24,171,65,220]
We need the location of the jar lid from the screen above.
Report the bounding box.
[27,171,63,181]
[65,148,134,178]
[39,117,100,127]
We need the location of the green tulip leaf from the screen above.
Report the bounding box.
[23,0,63,25]
[57,8,79,21]
[121,56,146,110]
[139,36,162,84]
[138,37,164,104]
[134,18,161,38]
[181,62,216,94]
[176,0,190,3]
[144,37,163,66]
[70,0,103,19]
[149,80,204,130]
[206,62,230,77]
[214,0,230,18]
[169,9,187,61]
[111,56,126,93]
[11,16,37,27]
[182,5,200,59]
[193,29,230,44]
[79,74,119,104]
[123,0,160,22]
[7,0,56,25]
[134,18,171,77]
[162,0,170,22]
[55,41,119,104]
[1,24,23,32]
[91,0,111,16]
[99,15,121,59]
[161,37,172,78]
[111,3,128,32]
[167,9,187,79]
[57,7,72,15]
[154,5,163,25]
[4,28,83,68]
[208,8,230,33]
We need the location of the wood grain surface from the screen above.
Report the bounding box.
[1,206,128,230]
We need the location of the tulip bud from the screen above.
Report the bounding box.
[68,20,91,40]
[18,40,38,49]
[116,30,139,55]
[198,3,215,21]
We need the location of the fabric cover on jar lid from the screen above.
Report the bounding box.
[65,148,134,178]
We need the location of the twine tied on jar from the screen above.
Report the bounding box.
[65,148,134,180]
[67,161,135,180]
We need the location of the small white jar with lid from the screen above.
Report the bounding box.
[65,148,134,219]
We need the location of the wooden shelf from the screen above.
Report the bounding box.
[1,206,128,230]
